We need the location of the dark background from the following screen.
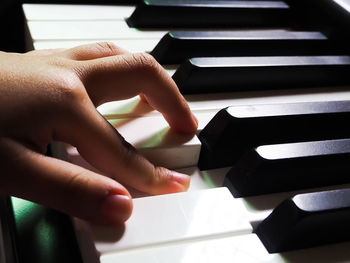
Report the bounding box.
[0,0,138,52]
[0,0,25,52]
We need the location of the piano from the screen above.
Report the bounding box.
[3,0,350,262]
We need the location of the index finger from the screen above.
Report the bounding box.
[75,53,198,134]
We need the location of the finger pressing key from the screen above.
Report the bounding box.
[76,52,198,134]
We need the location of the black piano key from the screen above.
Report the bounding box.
[173,56,350,94]
[198,101,350,170]
[127,0,291,28]
[255,189,350,252]
[288,0,350,40]
[226,139,350,197]
[151,30,342,64]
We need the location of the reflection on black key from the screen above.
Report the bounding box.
[127,0,291,28]
[255,189,350,252]
[198,101,350,170]
[292,0,350,39]
[226,139,350,197]
[173,56,350,94]
[151,30,337,64]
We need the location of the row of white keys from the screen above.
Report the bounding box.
[63,111,350,227]
[73,187,252,263]
[23,3,163,43]
[60,112,280,224]
[27,20,167,40]
[73,166,350,263]
[99,234,350,263]
[33,39,158,53]
[23,4,135,21]
[86,188,252,254]
[63,111,350,261]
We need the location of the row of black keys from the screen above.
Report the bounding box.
[127,0,349,34]
[153,30,350,93]
[125,0,350,255]
[152,32,350,94]
[125,1,350,94]
[133,0,349,65]
[201,101,350,195]
[210,102,350,253]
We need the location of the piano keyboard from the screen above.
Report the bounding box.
[22,1,350,262]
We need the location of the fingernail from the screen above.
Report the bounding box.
[192,113,199,126]
[100,195,133,224]
[169,171,191,192]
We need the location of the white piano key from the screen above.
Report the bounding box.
[33,39,158,53]
[100,234,272,263]
[178,167,271,225]
[66,116,201,169]
[96,87,350,120]
[23,4,135,21]
[82,187,252,254]
[97,95,226,122]
[109,118,200,169]
[28,21,167,40]
[178,167,350,228]
[99,233,350,263]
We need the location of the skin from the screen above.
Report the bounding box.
[0,42,198,226]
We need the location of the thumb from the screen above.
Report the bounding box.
[0,137,132,226]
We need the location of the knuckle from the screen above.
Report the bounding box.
[95,41,120,55]
[132,53,160,72]
[46,59,87,104]
[65,169,89,194]
[56,70,86,103]
[150,166,172,186]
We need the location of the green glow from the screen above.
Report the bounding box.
[100,98,153,119]
[12,197,36,220]
[201,171,218,188]
[135,127,169,148]
[107,99,139,116]
[241,198,256,211]
[11,197,60,261]
[108,118,130,128]
[34,221,56,260]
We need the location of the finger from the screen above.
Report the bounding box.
[62,42,128,61]
[0,137,132,226]
[54,100,191,196]
[77,52,198,134]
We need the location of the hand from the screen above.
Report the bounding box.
[0,42,198,225]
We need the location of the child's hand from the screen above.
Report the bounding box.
[0,42,198,225]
